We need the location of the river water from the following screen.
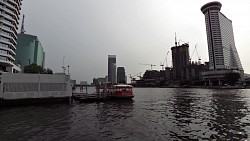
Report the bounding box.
[1,88,250,141]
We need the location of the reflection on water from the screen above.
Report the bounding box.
[210,89,249,140]
[0,104,72,141]
[1,88,250,141]
[170,89,201,140]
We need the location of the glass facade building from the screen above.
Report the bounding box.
[108,55,116,84]
[14,33,45,70]
[0,0,22,72]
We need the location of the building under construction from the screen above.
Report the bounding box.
[132,41,210,87]
[171,43,190,81]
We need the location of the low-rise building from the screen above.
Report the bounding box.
[0,73,72,103]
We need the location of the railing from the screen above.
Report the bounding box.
[73,92,98,99]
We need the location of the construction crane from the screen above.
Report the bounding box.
[129,72,142,83]
[160,51,170,70]
[138,63,156,70]
[166,51,169,67]
[190,44,201,64]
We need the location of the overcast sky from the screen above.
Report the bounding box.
[20,0,250,83]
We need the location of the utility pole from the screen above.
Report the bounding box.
[67,65,70,75]
[62,56,66,74]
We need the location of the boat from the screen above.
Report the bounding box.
[109,84,134,99]
[72,84,134,102]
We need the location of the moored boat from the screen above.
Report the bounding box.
[109,84,134,99]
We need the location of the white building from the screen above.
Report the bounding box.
[201,1,244,85]
[201,1,243,71]
[0,0,22,73]
[0,73,72,100]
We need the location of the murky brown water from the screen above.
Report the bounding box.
[1,88,250,141]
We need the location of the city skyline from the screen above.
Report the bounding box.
[19,0,250,83]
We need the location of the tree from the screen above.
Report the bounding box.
[24,63,53,74]
[46,68,53,74]
[224,73,240,85]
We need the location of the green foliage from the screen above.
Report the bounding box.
[46,68,53,74]
[224,73,240,85]
[24,63,53,74]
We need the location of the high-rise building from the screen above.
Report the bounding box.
[171,43,190,80]
[14,33,45,70]
[0,0,22,73]
[108,55,116,84]
[201,1,244,86]
[201,1,243,71]
[117,67,126,84]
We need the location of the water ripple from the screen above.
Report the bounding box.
[1,88,250,140]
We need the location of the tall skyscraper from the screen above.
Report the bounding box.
[0,0,22,73]
[171,43,190,80]
[108,55,116,84]
[201,1,243,71]
[117,67,126,84]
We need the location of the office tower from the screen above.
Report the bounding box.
[201,1,243,71]
[111,63,116,84]
[117,67,126,84]
[171,43,189,80]
[0,0,22,73]
[108,55,116,84]
[14,33,45,70]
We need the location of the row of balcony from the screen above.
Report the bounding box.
[1,22,17,40]
[0,41,16,54]
[0,45,16,56]
[0,30,17,45]
[0,11,19,28]
[8,0,22,10]
[4,19,18,32]
[0,0,21,15]
[0,5,19,25]
[0,55,15,67]
[0,22,17,38]
[0,36,16,50]
[0,52,15,62]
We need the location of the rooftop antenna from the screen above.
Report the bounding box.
[21,14,26,34]
[175,32,177,47]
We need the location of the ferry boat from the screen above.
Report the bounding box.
[109,84,134,99]
[72,84,134,102]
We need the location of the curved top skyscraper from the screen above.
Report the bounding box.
[201,1,243,71]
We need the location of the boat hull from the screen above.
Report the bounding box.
[111,95,134,100]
